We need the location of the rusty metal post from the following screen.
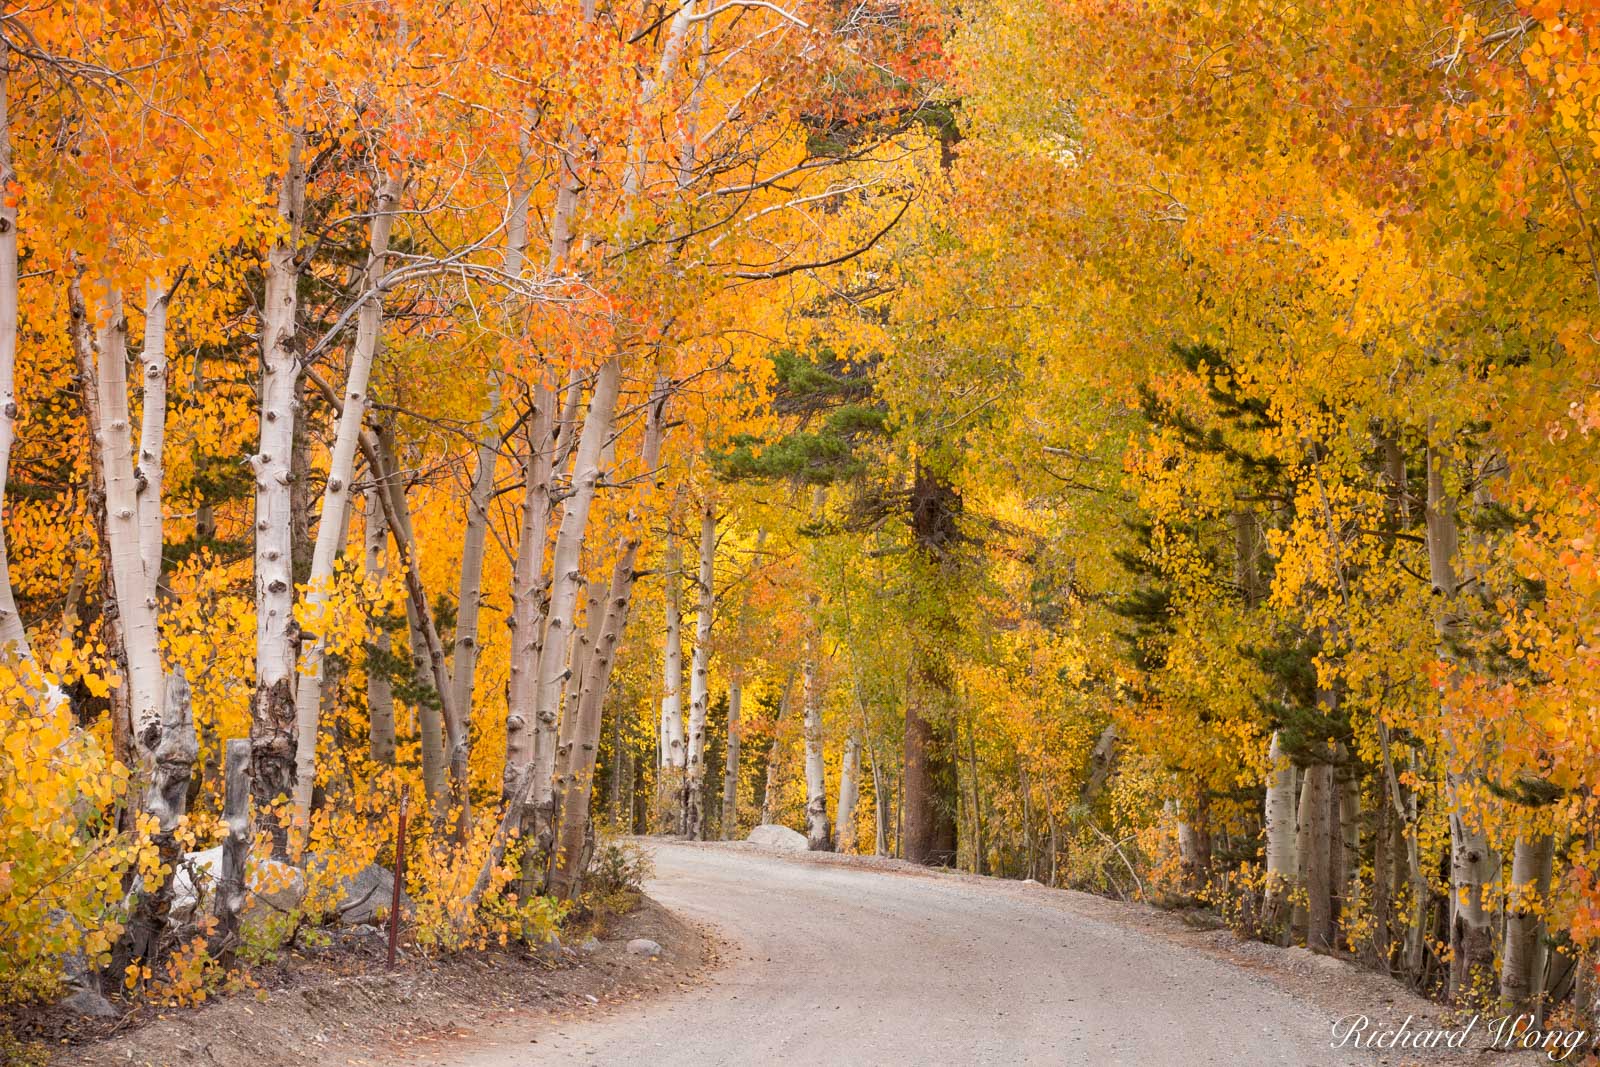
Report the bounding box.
[387,791,408,969]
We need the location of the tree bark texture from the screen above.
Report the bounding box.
[250,133,309,858]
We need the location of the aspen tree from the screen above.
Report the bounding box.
[0,47,29,664]
[289,172,402,841]
[250,133,309,856]
[364,489,397,765]
[801,636,831,851]
[836,735,860,854]
[1262,731,1297,934]
[683,501,717,839]
[549,377,668,898]
[659,524,687,825]
[529,358,620,843]
[1425,435,1496,998]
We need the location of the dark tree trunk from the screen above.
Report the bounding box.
[212,738,252,963]
[1372,793,1395,969]
[250,675,297,860]
[1303,761,1335,952]
[902,464,961,867]
[903,694,958,866]
[108,672,195,985]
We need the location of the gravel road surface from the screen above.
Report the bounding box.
[436,840,1373,1066]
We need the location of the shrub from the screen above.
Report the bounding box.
[585,839,653,898]
[0,656,155,1007]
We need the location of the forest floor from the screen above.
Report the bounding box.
[35,894,718,1067]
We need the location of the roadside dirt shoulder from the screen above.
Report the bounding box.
[42,896,719,1067]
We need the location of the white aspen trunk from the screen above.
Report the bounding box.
[548,141,582,274]
[1286,758,1337,953]
[553,375,583,469]
[546,0,597,271]
[548,548,631,893]
[801,486,831,851]
[1425,429,1496,997]
[370,423,462,820]
[405,576,448,811]
[720,528,765,839]
[1081,721,1118,803]
[842,605,889,856]
[67,280,131,763]
[364,489,396,764]
[0,51,34,667]
[529,357,620,842]
[539,0,697,852]
[683,502,717,839]
[212,737,252,954]
[1402,751,1430,980]
[621,0,698,208]
[467,367,662,908]
[251,132,309,857]
[1338,756,1360,935]
[836,734,860,854]
[1173,787,1210,890]
[504,386,555,796]
[660,528,686,771]
[541,0,697,843]
[1292,763,1312,941]
[135,279,171,606]
[90,281,199,975]
[548,545,606,838]
[1175,800,1202,887]
[290,174,401,839]
[1301,760,1334,951]
[657,524,686,833]
[451,164,526,741]
[109,670,195,975]
[722,675,742,839]
[801,643,831,850]
[1501,833,1555,1012]
[559,573,605,753]
[448,379,500,736]
[677,20,713,190]
[1018,755,1036,879]
[1263,730,1297,930]
[535,377,668,901]
[760,671,795,825]
[94,286,166,750]
[866,729,889,858]
[1045,801,1058,885]
[967,706,989,875]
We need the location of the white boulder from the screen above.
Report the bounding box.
[168,846,306,924]
[746,824,808,851]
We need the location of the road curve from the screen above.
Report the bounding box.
[444,840,1367,1066]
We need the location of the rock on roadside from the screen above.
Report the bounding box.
[58,989,118,1018]
[746,824,808,850]
[328,862,410,925]
[626,939,662,958]
[167,846,307,924]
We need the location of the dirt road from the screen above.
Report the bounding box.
[427,840,1381,1066]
